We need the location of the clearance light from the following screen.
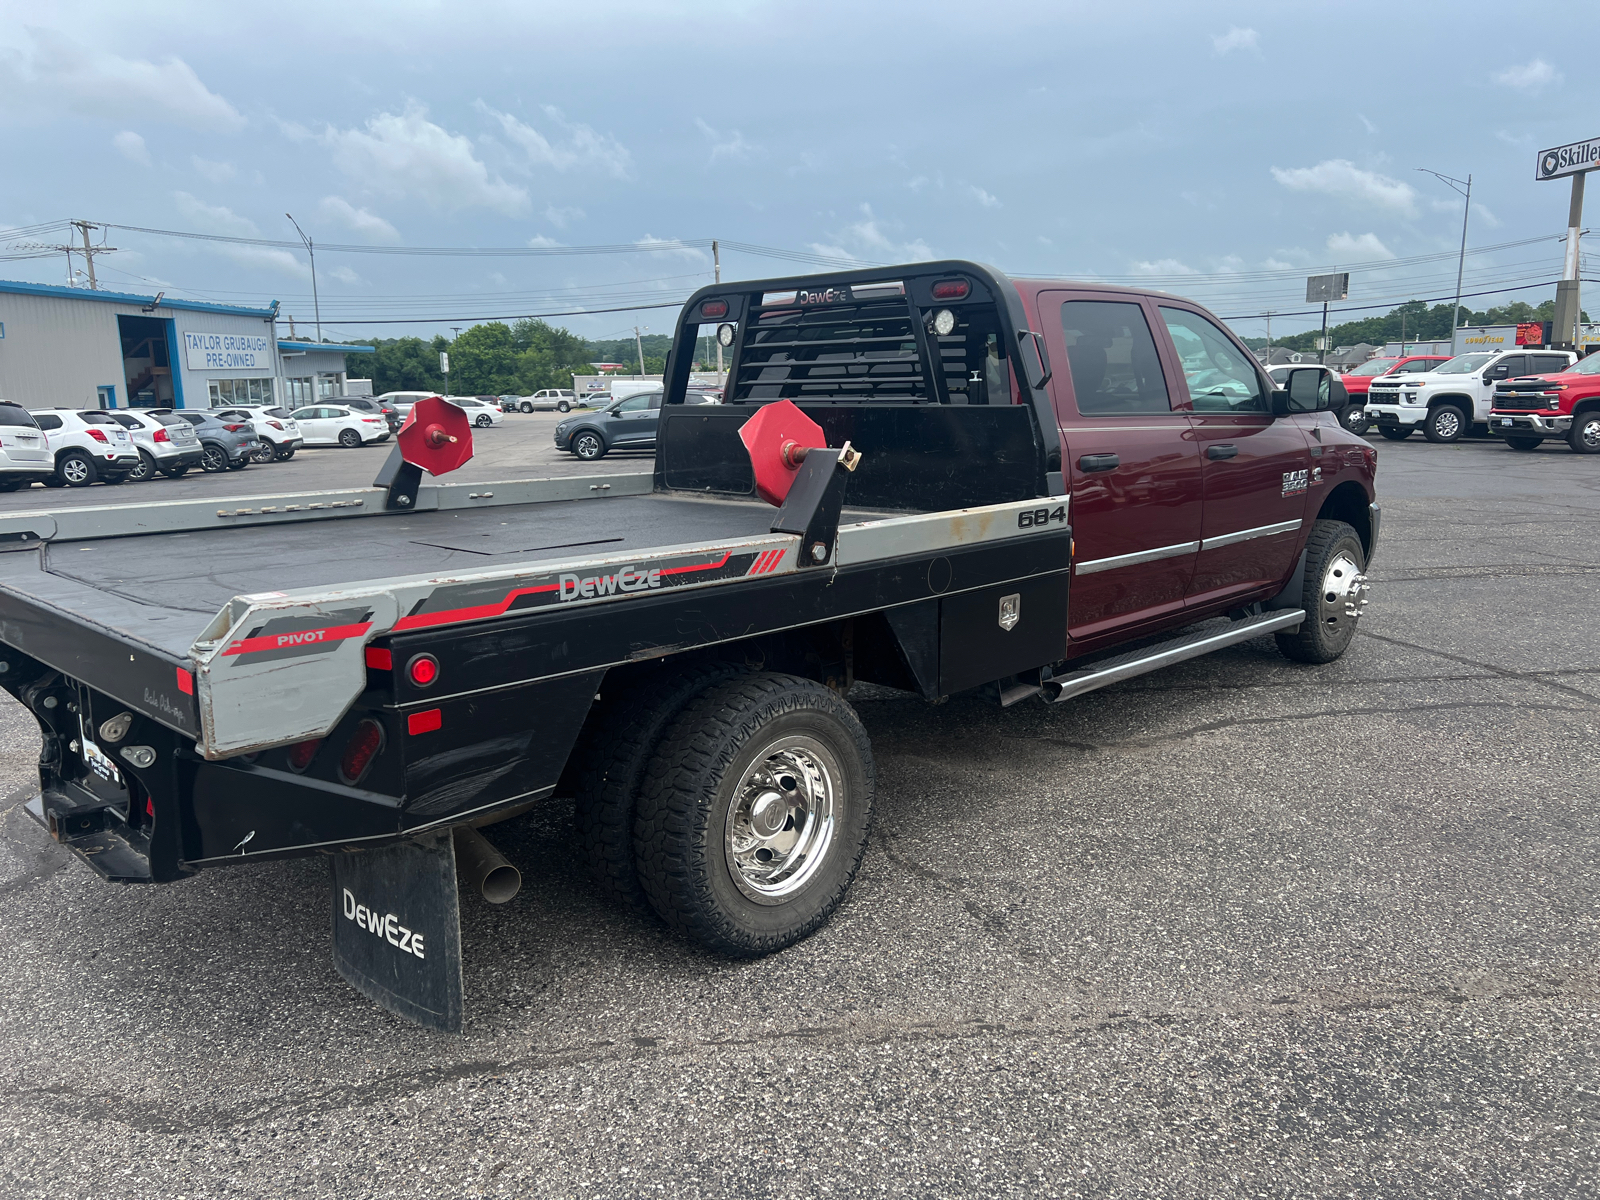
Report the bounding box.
[407,654,439,687]
[365,646,393,670]
[932,309,957,337]
[287,737,322,772]
[700,299,729,319]
[931,278,970,300]
[717,323,736,347]
[339,719,385,784]
[408,709,442,735]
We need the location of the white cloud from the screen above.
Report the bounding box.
[1211,27,1259,55]
[479,103,632,177]
[1473,202,1502,229]
[171,192,308,276]
[634,235,707,262]
[1325,232,1393,260]
[326,265,363,285]
[1131,258,1196,275]
[543,204,584,228]
[318,196,400,242]
[112,130,150,166]
[695,117,756,161]
[0,28,242,131]
[1270,159,1417,215]
[1493,59,1560,90]
[968,185,1001,209]
[323,103,528,215]
[527,235,564,248]
[1262,257,1298,271]
[1357,114,1377,134]
[808,204,933,264]
[191,156,236,184]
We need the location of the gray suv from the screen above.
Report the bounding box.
[552,389,662,460]
[108,410,204,480]
[148,408,261,471]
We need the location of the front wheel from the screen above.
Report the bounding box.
[58,451,96,487]
[1568,410,1600,454]
[1275,519,1369,665]
[1423,404,1466,443]
[274,444,296,462]
[128,451,157,483]
[557,400,571,412]
[338,429,362,448]
[160,464,190,479]
[226,456,250,470]
[1506,437,1542,452]
[250,442,276,464]
[1339,406,1370,436]
[1378,427,1411,441]
[572,431,605,460]
[199,444,228,472]
[520,402,534,414]
[634,673,875,956]
[475,413,492,428]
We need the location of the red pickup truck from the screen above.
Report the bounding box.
[1489,353,1600,452]
[1341,353,1451,400]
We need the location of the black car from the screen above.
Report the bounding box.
[342,396,400,432]
[552,389,662,460]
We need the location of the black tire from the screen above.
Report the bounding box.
[1339,406,1370,436]
[572,661,748,915]
[634,673,875,957]
[572,430,605,461]
[475,413,492,428]
[226,456,249,470]
[1423,404,1467,443]
[338,429,362,448]
[100,471,127,485]
[0,478,24,492]
[1274,519,1368,665]
[128,451,157,483]
[557,400,571,412]
[274,444,296,462]
[41,477,66,488]
[1378,427,1411,441]
[199,444,228,472]
[520,402,533,414]
[250,442,276,464]
[1506,437,1542,452]
[58,451,96,487]
[1568,410,1600,454]
[160,464,190,479]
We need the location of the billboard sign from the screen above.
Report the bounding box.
[183,331,272,371]
[1306,273,1349,303]
[1537,136,1600,181]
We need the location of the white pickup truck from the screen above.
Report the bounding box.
[1365,348,1575,442]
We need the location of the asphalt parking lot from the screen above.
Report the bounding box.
[0,433,1596,1198]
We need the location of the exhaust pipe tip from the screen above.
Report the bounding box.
[453,826,522,904]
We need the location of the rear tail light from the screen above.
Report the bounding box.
[86,428,108,443]
[407,654,439,687]
[286,738,322,772]
[931,278,970,300]
[339,719,385,784]
[153,427,170,443]
[268,420,285,430]
[223,424,247,433]
[700,298,729,319]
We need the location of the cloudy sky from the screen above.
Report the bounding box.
[1,0,1592,342]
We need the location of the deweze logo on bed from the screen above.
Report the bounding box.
[558,564,662,601]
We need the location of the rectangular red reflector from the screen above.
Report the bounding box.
[365,647,393,670]
[931,278,970,300]
[176,668,194,695]
[407,708,442,735]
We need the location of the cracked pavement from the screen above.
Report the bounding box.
[0,435,1596,1198]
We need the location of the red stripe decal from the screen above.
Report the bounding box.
[660,550,734,577]
[747,549,775,576]
[223,621,372,657]
[392,583,560,632]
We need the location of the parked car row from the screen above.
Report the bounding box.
[0,401,394,491]
[376,392,507,426]
[1359,347,1587,449]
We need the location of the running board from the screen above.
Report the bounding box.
[1043,610,1306,703]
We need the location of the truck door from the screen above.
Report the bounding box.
[1155,305,1311,606]
[1040,292,1203,644]
[1480,354,1529,420]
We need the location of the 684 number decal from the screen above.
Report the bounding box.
[1017,505,1067,529]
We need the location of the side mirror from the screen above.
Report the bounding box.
[1274,367,1325,416]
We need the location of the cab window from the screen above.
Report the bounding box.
[1058,300,1171,415]
[1158,307,1267,412]
[613,395,651,413]
[34,413,63,430]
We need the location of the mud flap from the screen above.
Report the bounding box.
[330,831,464,1033]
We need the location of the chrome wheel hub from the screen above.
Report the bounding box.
[63,459,88,483]
[725,736,839,904]
[1320,551,1369,627]
[1583,419,1600,449]
[1435,410,1460,438]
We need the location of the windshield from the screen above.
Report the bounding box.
[1434,353,1494,375]
[1348,358,1400,377]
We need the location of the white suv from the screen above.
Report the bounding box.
[0,401,53,491]
[30,408,142,487]
[106,410,205,480]
[212,405,306,461]
[1365,348,1576,442]
[513,389,578,413]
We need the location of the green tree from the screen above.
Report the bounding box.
[354,337,446,394]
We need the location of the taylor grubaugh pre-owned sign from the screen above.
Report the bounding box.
[183,331,273,371]
[1537,136,1600,181]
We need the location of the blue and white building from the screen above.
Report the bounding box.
[0,279,373,410]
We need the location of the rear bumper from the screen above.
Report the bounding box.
[1487,413,1570,438]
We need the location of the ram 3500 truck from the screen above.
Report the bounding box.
[1365,347,1576,442]
[0,261,1378,1031]
[1488,352,1600,452]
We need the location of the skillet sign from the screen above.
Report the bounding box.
[1536,136,1600,181]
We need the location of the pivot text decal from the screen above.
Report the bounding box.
[222,621,373,657]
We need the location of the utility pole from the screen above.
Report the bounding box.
[1417,169,1471,354]
[285,213,322,344]
[1555,174,1586,349]
[1320,301,1330,365]
[713,240,724,379]
[1264,311,1272,358]
[634,326,648,375]
[71,220,115,290]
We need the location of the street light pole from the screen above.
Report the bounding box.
[1417,169,1471,354]
[285,213,322,344]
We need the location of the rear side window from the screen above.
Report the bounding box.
[109,413,141,429]
[1532,354,1570,373]
[1399,359,1434,373]
[265,408,290,418]
[1159,307,1267,413]
[80,411,118,424]
[180,413,205,426]
[0,405,39,427]
[1059,300,1171,415]
[152,412,187,426]
[34,414,63,430]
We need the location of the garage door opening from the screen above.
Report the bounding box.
[118,315,177,408]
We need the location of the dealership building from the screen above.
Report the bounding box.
[0,279,372,411]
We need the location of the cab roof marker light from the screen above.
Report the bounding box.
[930,278,970,300]
[699,299,729,319]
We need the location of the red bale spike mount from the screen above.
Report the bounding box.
[396,396,474,476]
[739,399,861,506]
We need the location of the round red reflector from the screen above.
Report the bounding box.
[408,654,440,687]
[700,299,729,319]
[339,719,385,784]
[930,279,970,300]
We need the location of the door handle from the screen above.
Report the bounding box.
[1206,444,1238,460]
[1078,453,1119,472]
